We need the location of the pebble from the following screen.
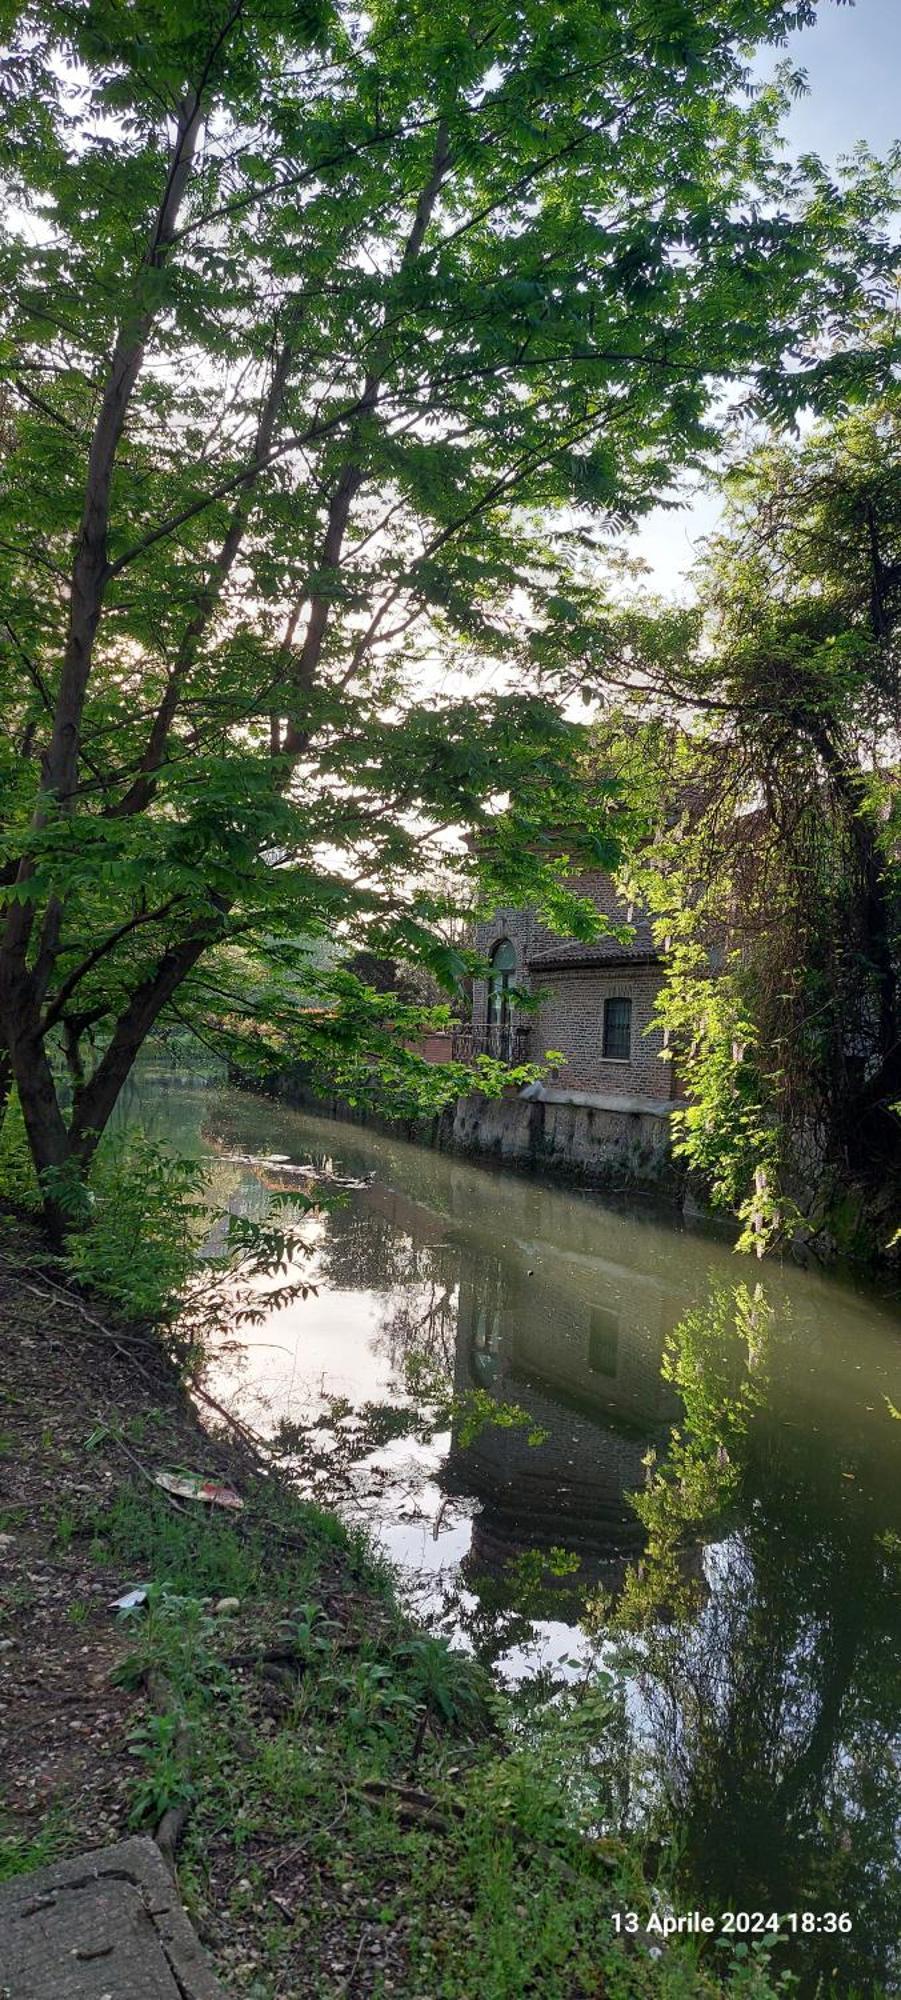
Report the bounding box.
[214,1597,241,1615]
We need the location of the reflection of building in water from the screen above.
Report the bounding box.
[203,1094,693,1599]
[445,1244,684,1596]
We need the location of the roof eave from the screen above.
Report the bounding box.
[525,949,663,972]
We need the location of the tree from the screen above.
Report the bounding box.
[594,402,901,1255]
[0,0,896,1224]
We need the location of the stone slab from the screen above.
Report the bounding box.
[539,1087,682,1116]
[0,1837,229,2000]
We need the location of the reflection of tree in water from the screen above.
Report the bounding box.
[641,1529,900,1994]
[312,1183,462,1394]
[429,1544,587,1674]
[375,1282,458,1391]
[206,1102,464,1393]
[608,1283,901,1997]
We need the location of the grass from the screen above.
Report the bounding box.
[0,1817,66,1885]
[79,1477,795,2000]
[92,1480,392,1606]
[51,1506,79,1550]
[0,1200,791,2000]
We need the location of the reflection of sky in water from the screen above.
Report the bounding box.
[208,1259,595,1680]
[217,1278,392,1411]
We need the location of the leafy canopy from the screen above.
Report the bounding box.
[589,401,901,1256]
[0,0,898,1199]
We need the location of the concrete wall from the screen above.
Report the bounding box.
[263,1066,681,1192]
[450,1088,678,1187]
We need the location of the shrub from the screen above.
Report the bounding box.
[0,1090,41,1213]
[62,1132,209,1324]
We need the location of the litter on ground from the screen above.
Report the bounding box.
[153,1470,244,1510]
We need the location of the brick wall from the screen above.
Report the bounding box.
[415,1031,454,1064]
[471,872,673,1100]
[535,965,671,1098]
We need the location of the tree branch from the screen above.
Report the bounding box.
[281,119,452,756]
[108,330,298,817]
[42,898,186,1031]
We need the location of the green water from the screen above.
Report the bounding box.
[124,1075,901,1994]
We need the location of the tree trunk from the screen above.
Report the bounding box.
[0,1044,11,1134]
[2,985,75,1240]
[69,929,219,1166]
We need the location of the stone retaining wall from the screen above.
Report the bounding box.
[257,1064,682,1192]
[449,1088,678,1186]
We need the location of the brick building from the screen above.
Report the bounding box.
[459,869,680,1110]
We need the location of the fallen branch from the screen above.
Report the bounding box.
[97,1426,190,1513]
[356,1777,455,1834]
[190,1378,275,1457]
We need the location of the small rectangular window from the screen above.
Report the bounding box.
[602,996,632,1061]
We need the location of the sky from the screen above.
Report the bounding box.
[631,0,901,597]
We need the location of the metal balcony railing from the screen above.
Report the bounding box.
[451,1022,531,1066]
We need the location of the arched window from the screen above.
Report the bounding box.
[486,938,516,1027]
[602,995,632,1061]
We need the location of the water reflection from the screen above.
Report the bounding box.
[446,1245,678,1601]
[122,1080,901,1992]
[614,1282,901,1995]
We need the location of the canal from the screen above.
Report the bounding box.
[124,1075,901,1994]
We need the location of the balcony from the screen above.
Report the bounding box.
[451,1021,531,1066]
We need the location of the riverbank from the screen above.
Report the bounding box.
[0,1212,795,2000]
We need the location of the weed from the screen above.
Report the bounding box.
[0,1091,41,1214]
[394,1634,491,1730]
[329,1657,418,1745]
[114,1589,228,1705]
[51,1508,78,1551]
[92,1485,354,1605]
[291,1600,336,1660]
[0,1817,65,1883]
[58,1133,211,1327]
[128,1711,195,1830]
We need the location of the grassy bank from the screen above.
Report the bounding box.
[0,1215,790,1999]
